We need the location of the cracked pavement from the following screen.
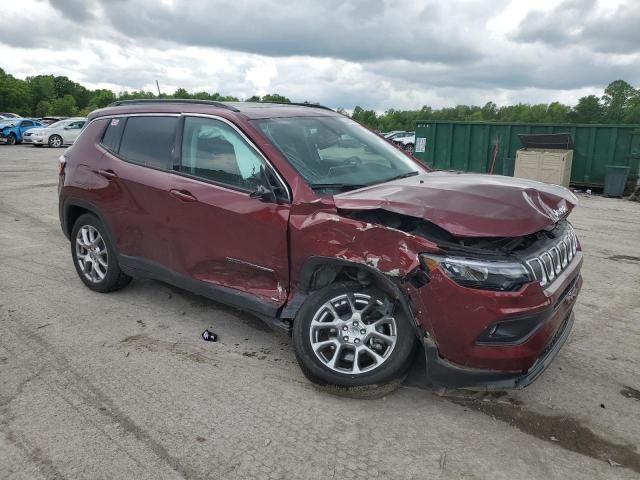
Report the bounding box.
[1,145,640,479]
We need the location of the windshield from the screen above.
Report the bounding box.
[252,116,424,191]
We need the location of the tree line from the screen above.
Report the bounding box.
[1,68,639,131]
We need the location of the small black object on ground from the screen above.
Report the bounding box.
[202,330,217,342]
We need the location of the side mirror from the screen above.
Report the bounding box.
[248,167,278,203]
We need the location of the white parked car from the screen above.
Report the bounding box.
[23,117,86,148]
[394,134,415,154]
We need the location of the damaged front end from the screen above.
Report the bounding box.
[285,173,582,389]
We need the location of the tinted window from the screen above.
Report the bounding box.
[101,117,125,151]
[119,116,178,169]
[20,120,34,127]
[181,116,265,190]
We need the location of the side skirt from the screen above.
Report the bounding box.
[118,254,281,320]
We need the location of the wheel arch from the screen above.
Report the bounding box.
[62,199,116,247]
[280,256,421,336]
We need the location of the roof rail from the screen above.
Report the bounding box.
[263,101,334,111]
[108,99,240,112]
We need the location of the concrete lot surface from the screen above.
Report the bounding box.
[1,145,639,479]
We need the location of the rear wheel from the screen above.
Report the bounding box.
[49,135,63,148]
[404,143,414,154]
[71,214,131,292]
[292,282,416,390]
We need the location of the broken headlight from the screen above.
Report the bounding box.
[421,255,532,292]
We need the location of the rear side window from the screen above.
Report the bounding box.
[101,117,125,151]
[118,116,178,169]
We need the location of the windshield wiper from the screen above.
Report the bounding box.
[310,183,368,191]
[383,171,420,182]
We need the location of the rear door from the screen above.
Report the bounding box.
[63,120,86,144]
[167,115,290,308]
[96,115,178,266]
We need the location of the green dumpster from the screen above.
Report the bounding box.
[604,165,631,197]
[501,157,515,177]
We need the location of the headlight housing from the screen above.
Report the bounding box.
[421,254,532,292]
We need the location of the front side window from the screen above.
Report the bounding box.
[180,116,266,190]
[252,116,424,193]
[118,116,178,169]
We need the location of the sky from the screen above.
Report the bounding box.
[1,0,638,111]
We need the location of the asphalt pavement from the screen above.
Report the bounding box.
[1,145,639,479]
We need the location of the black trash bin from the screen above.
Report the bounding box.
[604,165,631,197]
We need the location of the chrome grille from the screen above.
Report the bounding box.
[525,227,578,287]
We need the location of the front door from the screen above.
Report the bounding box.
[168,115,290,308]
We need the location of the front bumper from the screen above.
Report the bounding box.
[22,135,46,144]
[408,250,582,389]
[424,311,574,390]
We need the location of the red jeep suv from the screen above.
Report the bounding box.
[58,100,582,391]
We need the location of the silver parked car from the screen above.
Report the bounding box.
[23,117,86,148]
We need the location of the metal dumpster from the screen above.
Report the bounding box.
[604,165,631,197]
[413,121,640,188]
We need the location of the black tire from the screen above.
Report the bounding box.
[7,134,16,145]
[48,134,63,148]
[70,213,132,293]
[404,143,414,154]
[292,281,417,390]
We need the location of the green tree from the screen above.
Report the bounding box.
[35,100,51,117]
[0,73,32,115]
[173,88,191,98]
[481,101,498,120]
[27,75,56,114]
[602,80,636,123]
[260,93,290,103]
[88,89,117,109]
[51,94,77,116]
[569,95,604,123]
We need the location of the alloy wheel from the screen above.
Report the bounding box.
[309,293,398,374]
[75,225,108,283]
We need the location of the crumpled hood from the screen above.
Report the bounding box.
[333,172,578,237]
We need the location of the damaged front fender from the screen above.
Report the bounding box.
[284,204,440,334]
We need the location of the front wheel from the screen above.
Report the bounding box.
[292,282,417,390]
[6,134,16,145]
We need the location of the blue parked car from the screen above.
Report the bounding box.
[0,118,43,145]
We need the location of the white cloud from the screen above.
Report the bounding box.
[1,0,638,111]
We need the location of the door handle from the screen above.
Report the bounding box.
[170,189,198,202]
[96,169,117,180]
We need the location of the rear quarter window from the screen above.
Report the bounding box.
[101,117,125,151]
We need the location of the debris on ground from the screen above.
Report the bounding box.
[607,459,622,467]
[439,452,447,471]
[201,330,218,342]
